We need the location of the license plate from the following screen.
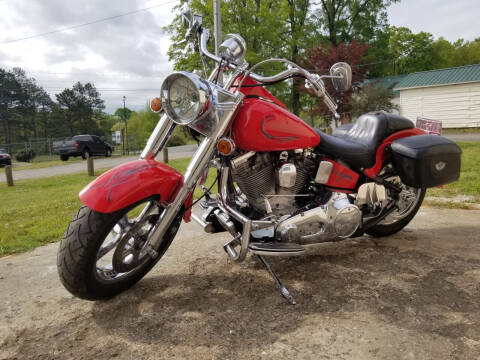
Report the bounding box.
[416,117,442,135]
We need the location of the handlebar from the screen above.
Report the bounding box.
[199,28,339,118]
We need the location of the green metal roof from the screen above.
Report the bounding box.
[363,74,407,96]
[394,64,480,90]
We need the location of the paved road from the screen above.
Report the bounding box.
[1,207,480,359]
[443,132,480,142]
[2,133,477,183]
[1,144,197,181]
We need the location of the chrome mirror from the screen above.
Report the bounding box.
[330,62,352,92]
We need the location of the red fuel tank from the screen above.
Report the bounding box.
[231,98,320,152]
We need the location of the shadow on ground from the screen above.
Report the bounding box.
[2,226,480,359]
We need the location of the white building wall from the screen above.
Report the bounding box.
[391,96,401,115]
[398,82,480,128]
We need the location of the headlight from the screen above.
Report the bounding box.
[160,72,211,125]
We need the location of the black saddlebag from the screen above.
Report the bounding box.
[391,134,462,188]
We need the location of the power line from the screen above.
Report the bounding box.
[0,0,179,45]
[1,87,159,92]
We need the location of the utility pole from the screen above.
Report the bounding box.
[213,0,223,84]
[123,96,128,155]
[213,0,222,56]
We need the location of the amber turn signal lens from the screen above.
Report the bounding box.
[217,138,235,156]
[150,97,163,113]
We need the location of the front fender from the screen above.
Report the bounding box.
[79,159,184,214]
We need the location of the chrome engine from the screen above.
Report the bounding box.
[231,150,315,217]
[230,151,362,244]
[276,193,362,244]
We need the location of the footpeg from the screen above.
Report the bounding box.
[249,242,305,256]
[256,255,296,305]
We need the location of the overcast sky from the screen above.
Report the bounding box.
[0,0,478,113]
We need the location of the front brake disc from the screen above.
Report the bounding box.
[112,214,158,273]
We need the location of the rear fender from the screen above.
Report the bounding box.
[79,159,186,214]
[363,128,426,178]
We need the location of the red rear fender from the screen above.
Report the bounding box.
[79,159,184,214]
[363,128,426,178]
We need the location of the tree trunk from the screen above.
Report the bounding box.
[291,45,300,116]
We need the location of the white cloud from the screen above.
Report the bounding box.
[0,0,478,112]
[388,0,479,42]
[0,0,178,112]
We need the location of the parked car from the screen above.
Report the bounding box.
[52,135,114,161]
[0,149,12,167]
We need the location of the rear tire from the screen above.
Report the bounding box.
[60,155,69,161]
[105,149,112,157]
[57,201,182,300]
[366,187,426,237]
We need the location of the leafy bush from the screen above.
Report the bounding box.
[15,149,36,162]
[167,133,187,146]
[166,127,191,147]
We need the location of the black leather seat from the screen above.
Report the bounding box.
[316,112,414,168]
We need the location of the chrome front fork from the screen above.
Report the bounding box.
[143,97,243,254]
[140,114,176,160]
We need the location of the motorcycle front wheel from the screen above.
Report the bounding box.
[57,197,182,300]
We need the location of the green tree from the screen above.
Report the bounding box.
[55,82,105,136]
[351,82,398,117]
[114,107,133,122]
[387,26,435,75]
[0,68,22,145]
[314,0,399,46]
[166,0,289,72]
[166,0,400,115]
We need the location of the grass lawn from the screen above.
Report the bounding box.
[0,154,129,173]
[0,158,83,173]
[442,128,480,134]
[0,142,478,257]
[426,141,480,204]
[0,158,216,257]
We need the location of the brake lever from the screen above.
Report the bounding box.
[174,39,187,47]
[323,91,340,119]
[305,75,340,119]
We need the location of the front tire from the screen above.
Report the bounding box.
[57,200,182,300]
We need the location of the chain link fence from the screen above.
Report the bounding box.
[0,138,62,162]
[1,136,140,163]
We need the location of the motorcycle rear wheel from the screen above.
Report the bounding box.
[57,198,181,300]
[366,180,426,238]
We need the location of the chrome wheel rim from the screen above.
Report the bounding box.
[95,200,160,281]
[379,178,422,226]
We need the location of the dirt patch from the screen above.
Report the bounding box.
[1,207,480,359]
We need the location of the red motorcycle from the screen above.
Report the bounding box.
[57,9,461,304]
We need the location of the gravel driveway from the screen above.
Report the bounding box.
[1,207,480,359]
[0,144,197,181]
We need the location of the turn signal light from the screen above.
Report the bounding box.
[217,138,235,156]
[150,97,163,113]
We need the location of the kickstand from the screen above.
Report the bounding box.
[256,255,296,305]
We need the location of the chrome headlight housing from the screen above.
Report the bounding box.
[160,72,211,125]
